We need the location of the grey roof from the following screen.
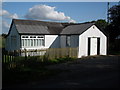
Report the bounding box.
[16,24,49,34]
[11,19,94,35]
[61,23,94,34]
[13,19,64,34]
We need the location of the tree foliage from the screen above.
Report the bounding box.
[107,3,120,41]
[95,19,108,30]
[106,2,120,53]
[109,3,120,25]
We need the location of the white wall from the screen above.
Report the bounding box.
[45,35,60,48]
[5,23,20,51]
[78,25,107,58]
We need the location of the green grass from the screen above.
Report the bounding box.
[0,36,5,48]
[0,36,2,48]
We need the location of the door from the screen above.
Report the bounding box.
[88,38,91,56]
[88,37,100,56]
[97,38,100,55]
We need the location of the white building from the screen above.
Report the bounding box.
[5,19,107,58]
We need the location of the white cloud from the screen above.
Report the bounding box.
[2,20,9,28]
[9,13,19,19]
[0,9,18,19]
[0,9,9,16]
[25,4,76,23]
[1,9,18,33]
[69,19,76,23]
[2,20,10,34]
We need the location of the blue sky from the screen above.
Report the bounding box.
[1,2,118,34]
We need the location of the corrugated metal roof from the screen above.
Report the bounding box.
[12,19,94,35]
[61,23,94,34]
[13,19,64,34]
[16,24,49,34]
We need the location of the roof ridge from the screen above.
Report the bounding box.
[13,19,95,26]
[13,19,64,24]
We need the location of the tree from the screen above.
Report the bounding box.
[106,2,120,53]
[1,33,7,38]
[108,3,120,42]
[95,19,108,30]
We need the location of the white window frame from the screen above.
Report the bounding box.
[21,35,45,47]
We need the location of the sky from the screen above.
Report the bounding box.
[1,2,118,34]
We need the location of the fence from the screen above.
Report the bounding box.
[45,48,78,59]
[2,50,18,63]
[2,47,79,63]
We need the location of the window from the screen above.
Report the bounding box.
[22,39,24,46]
[36,39,39,46]
[66,35,71,47]
[21,35,45,47]
[38,36,44,38]
[39,39,41,46]
[42,39,44,46]
[31,39,33,46]
[25,39,27,46]
[30,36,36,38]
[28,39,30,46]
[22,35,28,38]
[34,39,36,46]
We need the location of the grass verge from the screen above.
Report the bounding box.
[2,56,76,87]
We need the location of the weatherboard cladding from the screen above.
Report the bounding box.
[13,19,94,35]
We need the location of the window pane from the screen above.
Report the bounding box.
[23,39,24,46]
[38,39,40,46]
[22,36,28,38]
[30,39,31,46]
[42,39,44,46]
[40,39,42,46]
[28,39,30,46]
[22,39,24,46]
[38,36,44,38]
[39,39,41,46]
[30,36,36,38]
[31,39,33,46]
[34,39,36,46]
[27,39,28,46]
[25,39,27,46]
[37,39,38,46]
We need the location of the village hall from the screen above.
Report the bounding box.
[5,19,107,58]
